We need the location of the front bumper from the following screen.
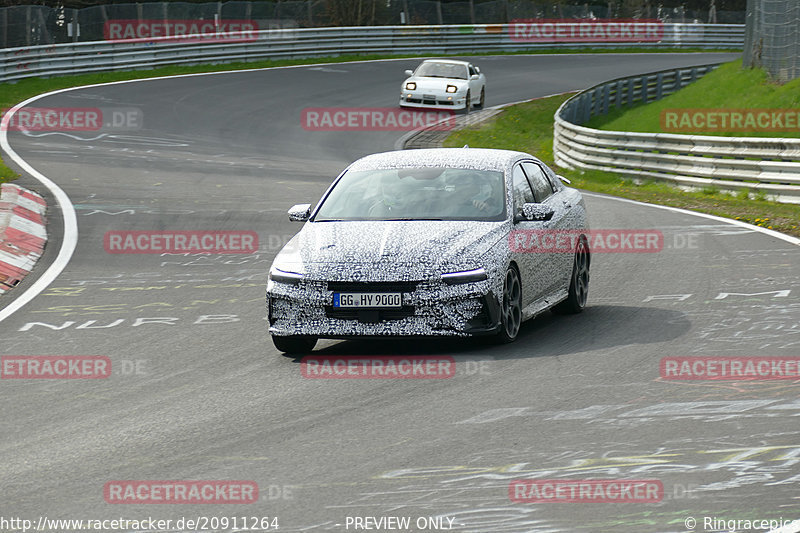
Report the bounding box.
[400,91,467,110]
[267,278,501,338]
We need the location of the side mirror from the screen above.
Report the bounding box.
[470,74,479,80]
[404,69,414,76]
[517,203,554,222]
[288,203,312,222]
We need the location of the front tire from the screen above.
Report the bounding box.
[553,237,590,314]
[463,90,471,114]
[495,265,522,343]
[272,335,317,354]
[476,88,485,109]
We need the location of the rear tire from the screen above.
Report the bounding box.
[272,335,317,354]
[495,265,522,343]
[553,237,590,314]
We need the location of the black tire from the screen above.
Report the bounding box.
[476,88,485,109]
[464,90,471,114]
[272,335,317,354]
[495,265,523,343]
[553,237,590,314]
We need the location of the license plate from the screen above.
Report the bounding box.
[333,292,402,308]
[423,94,436,99]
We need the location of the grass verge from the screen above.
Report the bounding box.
[586,59,800,138]
[444,93,800,238]
[0,47,733,183]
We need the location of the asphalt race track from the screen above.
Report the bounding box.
[2,52,800,532]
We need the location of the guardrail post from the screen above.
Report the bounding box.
[614,80,623,109]
[643,75,651,103]
[601,84,610,115]
[656,72,664,100]
[582,94,591,124]
[626,78,634,106]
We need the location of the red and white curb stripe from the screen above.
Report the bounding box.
[0,183,47,295]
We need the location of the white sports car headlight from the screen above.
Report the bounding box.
[405,82,417,90]
[446,85,458,93]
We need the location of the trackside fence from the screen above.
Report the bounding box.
[553,64,800,203]
[0,23,744,85]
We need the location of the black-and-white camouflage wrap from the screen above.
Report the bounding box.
[267,148,588,339]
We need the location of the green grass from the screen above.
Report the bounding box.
[444,93,800,238]
[586,59,800,138]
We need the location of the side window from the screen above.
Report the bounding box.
[542,164,561,192]
[512,164,534,217]
[522,162,553,202]
[468,65,476,76]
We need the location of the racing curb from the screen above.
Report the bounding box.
[0,183,47,296]
[396,108,502,150]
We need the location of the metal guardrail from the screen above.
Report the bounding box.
[0,23,744,85]
[553,65,800,203]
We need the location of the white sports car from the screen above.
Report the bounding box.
[400,59,486,112]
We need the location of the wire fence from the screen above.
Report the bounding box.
[743,0,800,82]
[0,1,745,49]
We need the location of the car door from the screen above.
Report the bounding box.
[467,64,481,102]
[510,162,550,308]
[521,161,573,291]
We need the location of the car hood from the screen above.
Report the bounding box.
[272,220,507,280]
[404,76,468,91]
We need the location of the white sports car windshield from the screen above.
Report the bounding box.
[314,167,506,222]
[414,62,468,80]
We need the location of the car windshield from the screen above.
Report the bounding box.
[314,167,506,222]
[414,62,468,80]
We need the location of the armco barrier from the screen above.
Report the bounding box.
[0,23,744,85]
[553,64,800,203]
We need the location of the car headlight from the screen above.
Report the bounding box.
[441,267,487,285]
[405,82,416,90]
[446,85,458,93]
[269,267,304,285]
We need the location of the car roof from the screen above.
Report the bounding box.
[346,148,534,173]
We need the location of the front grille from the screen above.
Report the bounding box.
[325,306,416,323]
[327,281,419,293]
